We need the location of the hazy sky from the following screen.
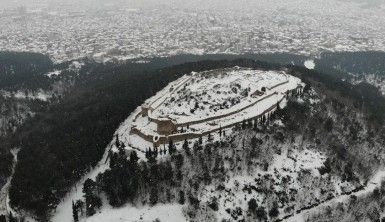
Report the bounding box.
[0,0,384,10]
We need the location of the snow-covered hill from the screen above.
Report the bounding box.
[47,63,385,222]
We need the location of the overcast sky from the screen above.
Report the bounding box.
[0,0,384,10]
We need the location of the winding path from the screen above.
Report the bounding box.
[281,169,385,222]
[0,149,19,217]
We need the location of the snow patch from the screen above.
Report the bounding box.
[80,204,185,222]
[304,60,315,70]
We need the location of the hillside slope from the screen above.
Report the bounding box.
[55,61,385,222]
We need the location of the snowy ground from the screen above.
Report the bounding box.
[80,204,185,222]
[1,89,53,101]
[0,149,19,217]
[286,169,385,222]
[304,60,315,70]
[363,74,385,95]
[199,146,329,221]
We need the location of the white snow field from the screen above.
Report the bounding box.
[79,204,185,222]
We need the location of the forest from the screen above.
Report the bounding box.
[1,51,385,220]
[0,52,53,91]
[8,58,282,219]
[70,68,385,221]
[316,51,385,77]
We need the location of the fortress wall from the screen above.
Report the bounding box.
[146,76,288,132]
[177,91,279,127]
[134,95,286,147]
[130,127,154,142]
[130,83,303,150]
[268,80,289,90]
[149,75,193,111]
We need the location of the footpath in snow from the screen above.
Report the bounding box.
[283,169,385,222]
[51,108,142,222]
[0,149,19,217]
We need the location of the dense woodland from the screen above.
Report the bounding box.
[72,71,385,221]
[1,51,385,221]
[0,52,53,91]
[316,51,385,77]
[0,51,305,201]
[8,58,284,219]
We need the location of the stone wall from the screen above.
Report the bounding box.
[135,95,286,147]
[177,92,278,127]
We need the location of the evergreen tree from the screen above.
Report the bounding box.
[72,200,79,222]
[168,139,175,155]
[242,119,246,129]
[115,135,120,147]
[130,151,139,164]
[149,188,158,206]
[269,201,279,218]
[8,211,16,222]
[207,133,213,142]
[182,139,190,155]
[256,206,267,221]
[0,215,6,222]
[83,179,101,217]
[248,198,257,213]
[75,200,84,216]
[276,101,281,111]
[178,191,185,205]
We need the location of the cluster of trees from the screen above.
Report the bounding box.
[316,51,385,77]
[288,65,385,126]
[0,52,53,91]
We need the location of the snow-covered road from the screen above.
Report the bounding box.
[51,147,110,222]
[0,149,19,217]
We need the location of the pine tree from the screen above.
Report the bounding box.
[207,133,213,142]
[269,201,279,218]
[145,148,149,159]
[178,191,185,205]
[182,139,190,155]
[149,188,158,206]
[130,151,139,164]
[276,101,281,111]
[83,178,101,217]
[168,139,175,155]
[72,200,79,222]
[115,134,120,147]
